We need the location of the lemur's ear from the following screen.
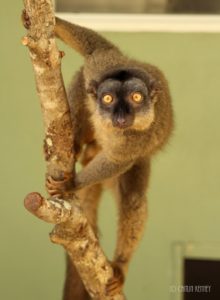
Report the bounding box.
[149,76,156,91]
[149,77,160,103]
[86,80,98,96]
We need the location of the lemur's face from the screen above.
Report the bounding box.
[87,69,157,130]
[96,77,151,129]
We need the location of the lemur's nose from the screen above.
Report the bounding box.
[117,116,126,124]
[116,116,127,128]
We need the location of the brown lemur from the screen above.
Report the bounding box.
[45,17,173,296]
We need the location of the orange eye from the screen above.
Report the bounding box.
[102,94,113,104]
[131,92,143,103]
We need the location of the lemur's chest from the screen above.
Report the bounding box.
[94,123,148,161]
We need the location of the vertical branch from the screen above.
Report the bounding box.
[22,2,83,297]
[22,0,125,299]
[22,0,74,180]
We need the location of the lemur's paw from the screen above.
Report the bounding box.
[106,262,124,296]
[46,174,74,198]
[22,9,31,29]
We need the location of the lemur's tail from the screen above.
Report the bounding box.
[55,17,117,57]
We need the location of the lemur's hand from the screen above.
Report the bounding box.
[21,9,31,29]
[46,173,74,198]
[106,262,125,296]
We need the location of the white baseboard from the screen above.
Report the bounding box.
[56,13,220,32]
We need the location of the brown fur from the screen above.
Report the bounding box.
[51,17,174,299]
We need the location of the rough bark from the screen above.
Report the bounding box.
[22,1,125,299]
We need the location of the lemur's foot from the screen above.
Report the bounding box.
[46,174,74,198]
[22,9,31,29]
[106,262,124,296]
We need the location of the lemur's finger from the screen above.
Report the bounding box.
[21,9,31,29]
[105,278,123,296]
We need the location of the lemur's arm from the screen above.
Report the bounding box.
[55,17,116,56]
[46,151,133,196]
[75,152,133,189]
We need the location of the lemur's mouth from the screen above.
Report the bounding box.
[113,120,131,129]
[115,124,129,129]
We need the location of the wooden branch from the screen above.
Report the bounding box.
[24,193,124,299]
[22,0,74,179]
[22,0,125,299]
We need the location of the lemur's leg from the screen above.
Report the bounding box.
[106,158,150,296]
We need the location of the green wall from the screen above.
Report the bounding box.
[1,2,220,300]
